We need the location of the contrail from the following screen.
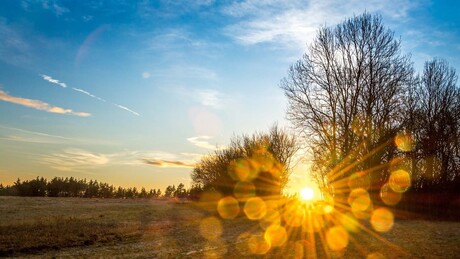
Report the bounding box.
[40,74,140,116]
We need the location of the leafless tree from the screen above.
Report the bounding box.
[281,13,414,192]
[410,59,460,191]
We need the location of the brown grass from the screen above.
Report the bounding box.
[0,196,459,258]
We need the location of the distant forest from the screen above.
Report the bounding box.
[0,176,203,199]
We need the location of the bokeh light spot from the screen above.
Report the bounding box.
[217,196,240,219]
[395,132,414,152]
[389,170,411,193]
[264,224,287,247]
[248,234,271,254]
[371,207,394,232]
[380,183,402,206]
[259,209,281,229]
[326,226,349,251]
[244,197,267,220]
[348,188,371,212]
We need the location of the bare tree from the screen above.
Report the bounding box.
[410,59,460,191]
[281,13,414,192]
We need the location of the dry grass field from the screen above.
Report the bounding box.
[0,196,459,258]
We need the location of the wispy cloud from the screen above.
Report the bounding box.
[222,0,420,51]
[0,125,70,140]
[40,74,67,88]
[0,90,91,117]
[187,136,216,149]
[42,148,109,171]
[40,74,140,116]
[142,159,195,168]
[0,18,31,65]
[196,89,223,109]
[41,149,199,171]
[0,125,72,144]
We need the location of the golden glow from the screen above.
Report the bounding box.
[217,196,240,219]
[264,224,287,247]
[348,188,371,212]
[300,187,315,201]
[389,169,411,193]
[371,208,394,232]
[395,132,414,152]
[326,225,349,251]
[380,183,402,205]
[244,197,267,220]
[248,234,271,254]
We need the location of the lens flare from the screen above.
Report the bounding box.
[371,207,394,232]
[217,196,240,219]
[244,197,267,220]
[248,234,271,254]
[264,224,287,247]
[348,188,371,212]
[228,159,253,181]
[326,225,349,251]
[389,170,411,193]
[395,133,414,152]
[259,209,281,229]
[380,183,402,205]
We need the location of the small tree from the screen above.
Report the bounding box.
[192,124,298,197]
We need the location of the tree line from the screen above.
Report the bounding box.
[0,176,203,199]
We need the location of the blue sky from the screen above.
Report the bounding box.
[0,0,459,193]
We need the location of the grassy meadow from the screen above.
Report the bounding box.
[1,196,459,258]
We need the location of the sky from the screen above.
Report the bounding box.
[0,0,459,194]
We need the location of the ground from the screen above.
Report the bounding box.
[0,196,459,258]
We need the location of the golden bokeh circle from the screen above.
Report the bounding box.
[217,196,240,219]
[371,207,394,232]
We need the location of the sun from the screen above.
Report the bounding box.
[300,187,315,201]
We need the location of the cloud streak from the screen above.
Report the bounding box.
[72,87,107,102]
[41,148,198,171]
[113,104,140,116]
[0,90,91,117]
[0,125,72,144]
[187,136,216,149]
[142,159,195,168]
[40,74,140,116]
[41,74,67,88]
